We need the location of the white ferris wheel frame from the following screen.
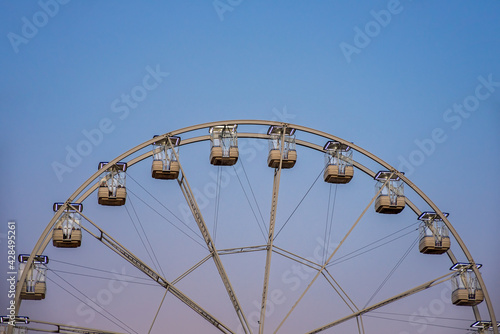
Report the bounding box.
[9,120,498,334]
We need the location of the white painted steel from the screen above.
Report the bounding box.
[11,120,497,334]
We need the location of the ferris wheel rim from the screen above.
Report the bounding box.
[11,120,498,334]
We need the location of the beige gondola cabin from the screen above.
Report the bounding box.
[418,211,450,254]
[98,162,127,206]
[450,264,484,306]
[209,125,238,166]
[374,171,405,214]
[267,125,297,168]
[18,254,48,300]
[52,202,83,248]
[151,135,180,179]
[323,141,354,184]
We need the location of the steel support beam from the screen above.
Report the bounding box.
[13,121,496,334]
[274,175,393,333]
[306,272,454,333]
[168,136,253,334]
[258,127,286,334]
[78,212,235,334]
[218,245,268,256]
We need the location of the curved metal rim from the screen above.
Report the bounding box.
[12,119,497,334]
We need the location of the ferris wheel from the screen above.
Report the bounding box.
[5,120,498,334]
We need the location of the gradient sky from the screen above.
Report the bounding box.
[1,1,499,333]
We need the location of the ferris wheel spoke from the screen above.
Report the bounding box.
[322,269,359,313]
[305,271,455,334]
[17,121,498,334]
[148,286,170,334]
[269,246,360,315]
[217,245,268,256]
[168,136,253,334]
[258,126,290,334]
[171,253,213,285]
[75,212,234,334]
[274,174,394,333]
[272,246,322,271]
[356,315,366,334]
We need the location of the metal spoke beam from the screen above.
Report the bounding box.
[148,286,169,334]
[14,121,496,334]
[306,272,454,334]
[77,212,234,334]
[172,254,213,285]
[274,175,393,333]
[218,245,268,256]
[321,270,358,313]
[272,246,322,272]
[271,246,359,314]
[168,136,253,334]
[273,246,359,312]
[259,127,286,334]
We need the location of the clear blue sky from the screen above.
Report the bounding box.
[1,1,499,333]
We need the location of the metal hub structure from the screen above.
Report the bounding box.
[6,120,497,334]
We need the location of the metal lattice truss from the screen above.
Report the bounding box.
[11,120,497,334]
